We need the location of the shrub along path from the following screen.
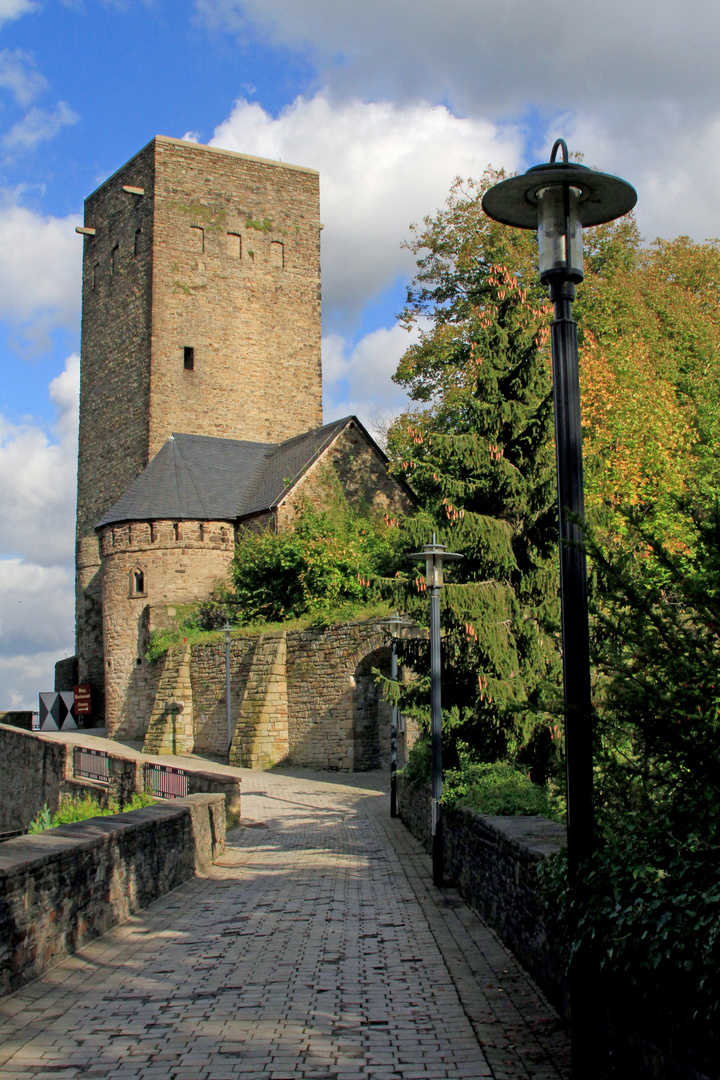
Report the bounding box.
[0,768,570,1080]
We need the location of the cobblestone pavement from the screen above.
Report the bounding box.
[0,769,571,1080]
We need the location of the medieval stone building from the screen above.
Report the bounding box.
[63,135,415,768]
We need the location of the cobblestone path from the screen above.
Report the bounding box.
[0,769,570,1080]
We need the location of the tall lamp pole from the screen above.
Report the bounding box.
[409,535,462,887]
[382,612,413,818]
[223,620,233,755]
[483,140,636,1076]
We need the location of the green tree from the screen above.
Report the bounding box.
[381,178,562,775]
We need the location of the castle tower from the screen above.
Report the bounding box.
[75,137,322,718]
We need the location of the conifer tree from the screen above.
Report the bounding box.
[382,189,561,775]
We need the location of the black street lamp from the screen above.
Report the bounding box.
[409,534,462,887]
[483,140,636,1077]
[382,611,413,818]
[223,620,233,755]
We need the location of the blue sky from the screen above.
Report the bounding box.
[2,0,720,708]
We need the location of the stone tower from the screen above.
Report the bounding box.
[75,136,322,718]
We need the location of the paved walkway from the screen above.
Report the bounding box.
[0,769,570,1080]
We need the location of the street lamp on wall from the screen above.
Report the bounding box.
[483,140,636,1079]
[482,140,636,874]
[409,534,462,887]
[223,619,233,755]
[382,611,413,819]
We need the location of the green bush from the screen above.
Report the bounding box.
[28,791,155,832]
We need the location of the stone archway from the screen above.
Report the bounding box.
[352,646,392,770]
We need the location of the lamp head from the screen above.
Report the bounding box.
[482,139,637,284]
[408,533,463,589]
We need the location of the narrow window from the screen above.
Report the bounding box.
[133,569,144,594]
[111,243,119,276]
[227,232,241,258]
[270,240,284,267]
[173,522,180,541]
[189,225,204,253]
[134,228,141,258]
[92,262,99,291]
[184,346,194,370]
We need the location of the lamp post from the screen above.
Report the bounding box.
[409,534,462,887]
[483,140,636,1078]
[223,620,233,755]
[382,612,413,818]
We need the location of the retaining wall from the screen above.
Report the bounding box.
[0,725,241,833]
[0,793,225,997]
[396,778,717,1080]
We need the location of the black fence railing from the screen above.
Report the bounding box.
[73,746,110,785]
[144,762,189,799]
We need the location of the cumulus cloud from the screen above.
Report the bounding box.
[0,50,47,107]
[0,353,78,569]
[198,1,720,117]
[3,101,79,151]
[0,0,36,28]
[0,354,78,708]
[322,321,424,433]
[0,196,81,343]
[210,93,522,319]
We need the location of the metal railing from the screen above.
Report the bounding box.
[144,762,189,799]
[73,746,110,785]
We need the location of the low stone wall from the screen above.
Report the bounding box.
[397,777,717,1080]
[396,777,567,1011]
[0,725,241,832]
[0,793,225,997]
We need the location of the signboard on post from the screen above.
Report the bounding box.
[74,684,92,717]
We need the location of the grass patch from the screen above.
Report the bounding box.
[145,600,394,663]
[28,791,155,833]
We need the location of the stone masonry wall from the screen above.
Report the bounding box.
[149,136,322,458]
[75,135,322,723]
[100,518,234,739]
[277,422,415,530]
[0,794,225,997]
[229,633,289,768]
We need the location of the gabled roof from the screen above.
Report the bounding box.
[95,417,364,529]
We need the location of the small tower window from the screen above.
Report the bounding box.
[92,262,99,290]
[134,229,141,258]
[227,232,241,258]
[189,225,204,253]
[129,567,146,597]
[184,346,194,370]
[111,243,119,276]
[270,240,284,267]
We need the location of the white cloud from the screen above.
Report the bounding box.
[0,353,78,569]
[0,50,46,107]
[0,0,36,28]
[0,353,78,708]
[210,93,522,318]
[0,196,81,343]
[3,101,80,151]
[198,1,720,119]
[322,322,424,432]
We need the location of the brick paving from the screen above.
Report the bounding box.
[0,768,570,1080]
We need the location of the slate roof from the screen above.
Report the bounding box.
[96,417,357,529]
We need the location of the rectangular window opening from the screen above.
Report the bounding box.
[227,232,241,258]
[189,225,204,253]
[134,229,141,258]
[184,346,194,371]
[270,240,284,267]
[111,243,119,276]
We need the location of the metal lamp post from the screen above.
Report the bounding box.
[483,140,636,1078]
[223,620,233,755]
[409,535,462,887]
[382,612,413,818]
[482,139,636,874]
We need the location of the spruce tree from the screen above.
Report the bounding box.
[383,193,561,776]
